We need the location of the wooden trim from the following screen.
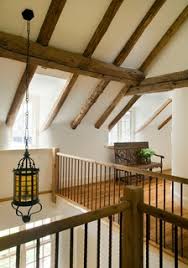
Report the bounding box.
[0,202,129,251]
[5,0,67,127]
[158,115,172,130]
[135,98,172,133]
[140,203,188,229]
[140,5,188,72]
[72,0,165,129]
[0,191,52,203]
[113,0,166,66]
[127,70,188,95]
[108,95,140,130]
[57,152,188,185]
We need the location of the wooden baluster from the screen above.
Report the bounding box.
[104,166,107,207]
[99,165,102,208]
[113,168,116,205]
[108,167,111,206]
[88,162,90,208]
[91,162,94,210]
[84,161,87,207]
[95,164,98,210]
[77,160,80,203]
[81,160,83,205]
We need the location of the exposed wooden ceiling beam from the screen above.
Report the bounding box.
[42,0,124,130]
[5,0,67,127]
[108,95,141,130]
[135,98,172,133]
[113,0,166,66]
[71,80,113,129]
[127,70,188,95]
[0,32,144,83]
[140,5,188,72]
[83,0,124,58]
[95,4,188,129]
[158,115,172,130]
[71,0,165,129]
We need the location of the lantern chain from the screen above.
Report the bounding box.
[25,20,30,150]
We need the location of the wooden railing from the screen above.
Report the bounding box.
[0,196,131,268]
[1,185,188,267]
[55,152,188,259]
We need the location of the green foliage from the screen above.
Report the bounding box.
[137,148,155,162]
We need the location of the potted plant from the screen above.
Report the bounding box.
[137,148,155,164]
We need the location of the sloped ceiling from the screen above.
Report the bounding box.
[0,0,187,128]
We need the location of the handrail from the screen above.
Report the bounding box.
[0,202,129,251]
[139,203,188,229]
[57,152,188,185]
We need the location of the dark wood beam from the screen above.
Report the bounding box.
[127,70,188,95]
[158,115,172,130]
[71,0,165,129]
[113,0,166,66]
[83,0,124,57]
[95,4,188,129]
[140,5,188,72]
[42,0,124,130]
[108,95,141,130]
[71,80,111,129]
[6,0,67,126]
[0,32,144,83]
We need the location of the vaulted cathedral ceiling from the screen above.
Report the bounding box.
[0,0,187,129]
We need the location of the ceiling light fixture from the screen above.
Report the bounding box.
[11,9,42,223]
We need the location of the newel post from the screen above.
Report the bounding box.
[52,148,59,203]
[121,186,144,268]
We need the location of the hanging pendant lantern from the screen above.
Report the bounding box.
[11,9,42,223]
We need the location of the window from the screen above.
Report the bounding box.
[25,219,53,268]
[0,227,19,268]
[108,111,134,145]
[0,219,54,268]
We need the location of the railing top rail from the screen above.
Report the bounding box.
[139,203,188,230]
[57,152,188,185]
[0,202,129,251]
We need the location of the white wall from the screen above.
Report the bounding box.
[134,93,172,170]
[39,122,111,162]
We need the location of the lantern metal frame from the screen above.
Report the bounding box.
[11,9,42,223]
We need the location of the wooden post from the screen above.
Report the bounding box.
[52,148,59,203]
[121,186,144,268]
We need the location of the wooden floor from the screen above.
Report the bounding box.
[58,172,188,260]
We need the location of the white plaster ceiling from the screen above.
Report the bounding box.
[0,0,187,129]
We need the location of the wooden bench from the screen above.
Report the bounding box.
[114,142,164,173]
